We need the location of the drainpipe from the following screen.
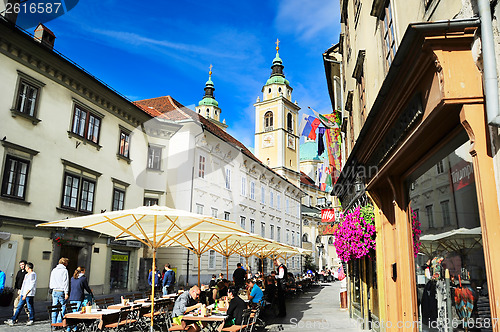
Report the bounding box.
[477,0,500,126]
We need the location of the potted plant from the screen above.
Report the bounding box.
[0,287,14,307]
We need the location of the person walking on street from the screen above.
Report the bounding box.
[4,262,36,326]
[274,258,288,317]
[12,260,27,315]
[0,269,5,293]
[49,257,69,324]
[232,263,246,291]
[162,264,175,295]
[148,268,162,294]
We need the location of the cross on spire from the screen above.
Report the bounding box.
[275,38,280,52]
[209,64,213,77]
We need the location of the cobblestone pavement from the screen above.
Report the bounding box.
[0,283,362,332]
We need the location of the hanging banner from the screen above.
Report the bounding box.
[323,112,342,185]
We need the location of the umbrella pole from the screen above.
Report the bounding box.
[261,256,264,275]
[150,248,156,332]
[226,255,229,278]
[198,254,201,287]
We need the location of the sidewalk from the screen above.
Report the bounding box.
[265,282,363,332]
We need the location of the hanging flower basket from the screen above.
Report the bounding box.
[411,209,422,257]
[333,205,376,262]
[53,236,68,247]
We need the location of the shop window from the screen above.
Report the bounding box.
[408,137,486,330]
[110,249,130,289]
[1,155,30,200]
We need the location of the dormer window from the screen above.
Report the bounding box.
[264,111,273,131]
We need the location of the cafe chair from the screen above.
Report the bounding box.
[249,301,265,332]
[221,308,253,332]
[48,304,64,332]
[105,297,116,308]
[94,298,107,309]
[104,306,138,331]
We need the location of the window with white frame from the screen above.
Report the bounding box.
[277,193,281,209]
[277,226,281,242]
[1,155,30,200]
[241,176,246,196]
[13,72,44,119]
[285,198,289,214]
[196,204,204,215]
[286,229,290,244]
[250,181,255,200]
[224,211,230,220]
[292,231,295,245]
[147,145,162,170]
[261,222,265,237]
[222,256,227,269]
[198,155,206,178]
[118,129,131,159]
[225,168,231,189]
[270,190,274,208]
[261,187,265,204]
[240,216,246,229]
[270,225,274,240]
[250,219,255,233]
[208,250,216,269]
[211,208,218,218]
[112,188,125,211]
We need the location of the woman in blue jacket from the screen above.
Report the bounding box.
[68,266,92,311]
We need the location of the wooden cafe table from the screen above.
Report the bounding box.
[181,312,227,332]
[64,308,120,331]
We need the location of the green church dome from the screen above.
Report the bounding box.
[265,76,290,86]
[199,97,218,107]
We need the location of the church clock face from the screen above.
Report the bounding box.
[263,133,274,148]
[287,134,295,150]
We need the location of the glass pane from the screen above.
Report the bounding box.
[409,138,487,330]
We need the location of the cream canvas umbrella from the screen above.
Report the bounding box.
[37,205,246,332]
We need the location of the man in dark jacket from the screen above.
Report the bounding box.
[12,260,27,316]
[232,263,246,290]
[225,286,247,326]
[148,269,162,290]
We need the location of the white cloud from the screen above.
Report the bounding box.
[274,0,340,41]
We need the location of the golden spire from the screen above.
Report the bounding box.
[209,64,213,78]
[275,38,280,52]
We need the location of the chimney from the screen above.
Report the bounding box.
[34,23,56,50]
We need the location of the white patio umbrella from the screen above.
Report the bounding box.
[37,205,246,332]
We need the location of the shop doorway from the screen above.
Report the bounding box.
[59,244,82,277]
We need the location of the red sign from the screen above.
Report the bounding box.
[450,160,474,191]
[321,209,336,223]
[322,224,337,235]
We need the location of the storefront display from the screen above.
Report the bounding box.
[110,249,130,290]
[407,136,488,331]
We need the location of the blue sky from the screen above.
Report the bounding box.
[44,0,341,148]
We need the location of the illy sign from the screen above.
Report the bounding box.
[321,209,336,223]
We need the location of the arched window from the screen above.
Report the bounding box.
[302,233,309,242]
[268,88,272,94]
[264,111,273,131]
[328,236,334,245]
[287,113,293,132]
[278,87,282,93]
[206,109,210,117]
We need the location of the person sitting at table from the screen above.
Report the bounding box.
[224,287,247,327]
[263,276,277,305]
[212,280,228,302]
[246,279,263,306]
[217,273,224,283]
[171,285,203,332]
[208,275,217,288]
[199,285,213,306]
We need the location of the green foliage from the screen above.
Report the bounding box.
[303,254,317,272]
